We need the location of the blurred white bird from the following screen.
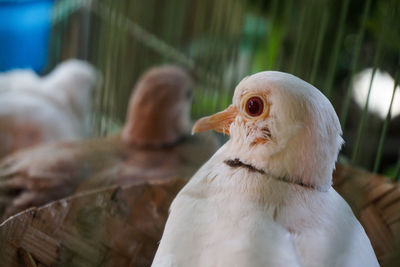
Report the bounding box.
[0,59,98,159]
[153,71,379,267]
[0,65,219,221]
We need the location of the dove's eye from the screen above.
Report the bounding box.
[245,96,264,117]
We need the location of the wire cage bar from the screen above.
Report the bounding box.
[48,0,400,179]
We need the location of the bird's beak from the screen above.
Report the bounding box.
[192,105,237,135]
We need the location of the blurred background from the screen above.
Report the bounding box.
[1,0,399,178]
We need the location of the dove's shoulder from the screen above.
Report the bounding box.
[285,188,379,267]
[325,189,378,267]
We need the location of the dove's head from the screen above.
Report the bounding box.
[122,65,193,148]
[193,71,343,191]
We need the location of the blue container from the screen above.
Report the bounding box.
[0,0,53,73]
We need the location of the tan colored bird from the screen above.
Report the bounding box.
[0,60,98,159]
[153,71,378,267]
[0,65,219,222]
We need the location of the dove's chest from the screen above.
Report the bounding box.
[165,187,299,266]
[159,165,302,266]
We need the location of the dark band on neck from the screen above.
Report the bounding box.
[224,158,327,192]
[224,158,265,174]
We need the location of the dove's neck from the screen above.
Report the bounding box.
[181,143,333,212]
[212,139,332,192]
[121,116,190,148]
[223,158,326,191]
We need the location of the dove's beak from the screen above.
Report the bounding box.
[192,105,237,135]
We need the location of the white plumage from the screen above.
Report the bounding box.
[0,59,98,158]
[152,71,378,267]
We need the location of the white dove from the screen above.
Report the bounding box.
[152,71,379,267]
[0,59,97,159]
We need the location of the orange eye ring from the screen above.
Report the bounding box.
[240,94,270,120]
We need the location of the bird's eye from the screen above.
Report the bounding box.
[245,96,264,117]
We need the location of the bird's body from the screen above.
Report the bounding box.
[0,89,84,153]
[0,132,217,220]
[153,71,378,267]
[0,60,97,159]
[154,146,377,267]
[0,65,219,222]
